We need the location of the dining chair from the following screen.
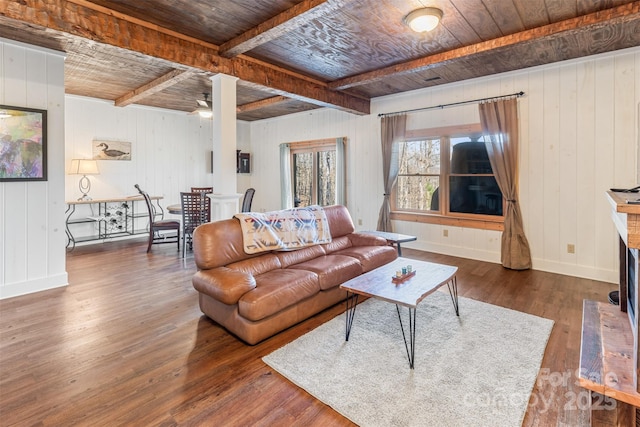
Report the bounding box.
[134,184,180,253]
[190,187,213,221]
[241,188,255,212]
[180,191,211,258]
[190,187,213,194]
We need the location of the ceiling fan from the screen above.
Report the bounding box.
[192,93,212,118]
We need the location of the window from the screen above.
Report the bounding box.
[284,138,345,208]
[448,136,503,216]
[392,127,504,229]
[292,150,336,206]
[396,139,441,211]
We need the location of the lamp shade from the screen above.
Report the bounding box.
[69,159,100,175]
[405,7,443,33]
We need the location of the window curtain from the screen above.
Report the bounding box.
[479,98,532,270]
[376,114,407,232]
[279,143,293,209]
[336,137,346,206]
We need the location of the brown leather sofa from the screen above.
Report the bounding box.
[192,205,397,344]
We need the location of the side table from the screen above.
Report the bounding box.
[358,230,417,256]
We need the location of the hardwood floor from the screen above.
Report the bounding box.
[0,239,616,426]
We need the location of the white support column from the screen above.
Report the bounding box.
[209,193,243,220]
[210,74,242,219]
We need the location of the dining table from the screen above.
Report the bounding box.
[168,192,214,218]
[167,204,182,215]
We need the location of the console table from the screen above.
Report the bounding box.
[65,195,164,250]
[578,191,640,426]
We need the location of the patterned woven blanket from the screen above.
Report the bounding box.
[234,205,332,254]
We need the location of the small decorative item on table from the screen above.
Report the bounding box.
[392,268,416,284]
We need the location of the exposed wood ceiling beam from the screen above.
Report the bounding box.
[1,0,369,115]
[237,96,290,113]
[219,0,342,58]
[63,0,326,87]
[329,2,640,90]
[114,69,194,107]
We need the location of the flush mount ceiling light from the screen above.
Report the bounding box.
[404,7,443,33]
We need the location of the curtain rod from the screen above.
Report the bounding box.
[377,91,525,117]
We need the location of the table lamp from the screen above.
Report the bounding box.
[69,159,100,201]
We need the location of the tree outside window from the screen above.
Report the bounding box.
[396,139,440,211]
[290,139,339,207]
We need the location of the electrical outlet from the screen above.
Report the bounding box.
[358,219,362,226]
[567,244,575,254]
[443,229,448,237]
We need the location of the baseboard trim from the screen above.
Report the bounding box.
[403,241,617,284]
[0,273,69,300]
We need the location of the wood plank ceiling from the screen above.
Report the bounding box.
[0,0,638,121]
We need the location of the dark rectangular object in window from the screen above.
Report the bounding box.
[449,176,502,216]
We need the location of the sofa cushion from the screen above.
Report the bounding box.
[288,254,363,290]
[334,245,398,272]
[275,244,326,268]
[192,267,256,305]
[321,235,352,254]
[193,218,259,269]
[227,253,282,276]
[238,269,319,321]
[349,233,388,247]
[324,205,355,238]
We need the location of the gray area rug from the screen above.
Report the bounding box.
[263,291,554,427]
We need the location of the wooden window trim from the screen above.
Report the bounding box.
[391,211,505,231]
[289,137,343,207]
[289,138,337,152]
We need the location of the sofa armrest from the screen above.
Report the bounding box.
[192,267,256,305]
[348,233,388,247]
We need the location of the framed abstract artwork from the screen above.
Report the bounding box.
[0,105,47,181]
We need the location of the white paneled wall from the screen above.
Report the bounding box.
[0,39,67,299]
[64,97,251,240]
[247,46,640,283]
[64,96,215,238]
[65,96,214,204]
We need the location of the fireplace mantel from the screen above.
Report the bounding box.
[606,190,640,249]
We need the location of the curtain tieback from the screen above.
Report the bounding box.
[383,193,390,196]
[506,199,516,202]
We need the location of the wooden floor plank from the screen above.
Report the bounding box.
[0,239,617,426]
